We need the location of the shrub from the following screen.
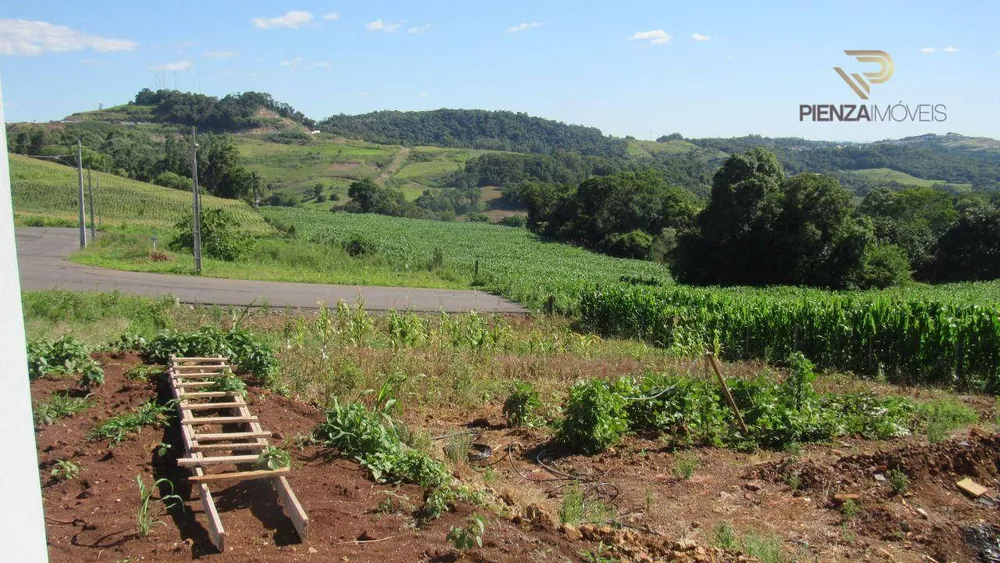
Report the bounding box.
[558,378,632,454]
[152,171,193,191]
[497,215,527,228]
[342,234,379,257]
[467,213,491,223]
[887,468,909,495]
[918,399,978,443]
[170,208,252,261]
[851,243,911,289]
[502,381,543,428]
[602,230,653,259]
[27,336,99,381]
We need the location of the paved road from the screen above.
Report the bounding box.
[15,228,527,313]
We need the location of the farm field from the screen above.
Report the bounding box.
[9,154,270,234]
[851,168,973,192]
[260,207,674,312]
[24,290,1000,562]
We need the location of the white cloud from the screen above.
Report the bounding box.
[365,19,401,33]
[251,10,314,29]
[408,24,431,34]
[920,47,936,54]
[0,19,137,55]
[322,12,340,21]
[943,46,959,53]
[508,22,541,33]
[691,33,711,41]
[151,61,192,71]
[629,30,670,45]
[204,50,236,58]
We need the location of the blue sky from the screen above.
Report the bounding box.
[0,0,997,142]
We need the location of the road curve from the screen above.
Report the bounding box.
[15,228,527,313]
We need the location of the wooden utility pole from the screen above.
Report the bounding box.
[190,126,203,273]
[76,139,86,248]
[706,353,749,434]
[87,168,96,240]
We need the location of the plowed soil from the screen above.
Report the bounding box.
[33,353,1000,562]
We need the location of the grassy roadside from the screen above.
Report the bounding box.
[69,231,472,290]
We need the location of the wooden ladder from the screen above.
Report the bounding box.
[168,356,308,552]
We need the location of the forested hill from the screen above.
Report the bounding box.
[688,134,1000,191]
[66,89,316,132]
[318,109,628,158]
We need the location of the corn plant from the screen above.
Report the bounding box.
[135,475,183,536]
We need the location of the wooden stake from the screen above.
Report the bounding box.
[706,353,749,434]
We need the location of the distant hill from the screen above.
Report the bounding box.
[318,109,628,158]
[9,154,270,233]
[66,89,315,132]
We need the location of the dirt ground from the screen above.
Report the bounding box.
[33,353,1000,562]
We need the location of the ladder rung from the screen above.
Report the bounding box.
[173,357,228,362]
[189,468,290,483]
[181,402,243,410]
[178,391,234,399]
[177,454,261,467]
[175,381,215,388]
[183,416,257,425]
[194,431,273,441]
[171,372,226,379]
[191,442,269,452]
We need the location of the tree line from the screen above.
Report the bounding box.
[319,109,628,158]
[509,147,1000,287]
[131,89,316,130]
[7,122,262,201]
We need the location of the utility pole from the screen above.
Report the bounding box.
[87,169,96,240]
[190,126,202,273]
[76,139,86,248]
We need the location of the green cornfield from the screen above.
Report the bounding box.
[10,154,269,233]
[580,283,1000,390]
[261,207,673,312]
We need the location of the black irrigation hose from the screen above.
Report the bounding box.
[505,442,620,503]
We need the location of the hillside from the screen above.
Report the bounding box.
[318,109,628,158]
[9,154,269,233]
[66,89,314,132]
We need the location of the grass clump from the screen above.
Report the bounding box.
[887,469,909,495]
[558,485,614,525]
[89,400,174,445]
[34,393,92,425]
[918,398,978,443]
[673,453,698,481]
[712,522,788,562]
[502,381,543,428]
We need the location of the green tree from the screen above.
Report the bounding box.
[928,205,1000,282]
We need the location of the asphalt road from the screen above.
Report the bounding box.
[15,227,527,313]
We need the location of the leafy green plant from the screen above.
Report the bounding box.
[144,327,278,383]
[51,459,80,481]
[170,208,252,261]
[135,475,183,536]
[558,378,632,454]
[77,358,105,388]
[314,395,448,488]
[89,400,174,445]
[155,442,172,457]
[256,446,291,470]
[124,365,161,382]
[27,336,103,384]
[502,381,543,428]
[33,393,92,425]
[209,369,248,397]
[446,513,486,552]
[887,469,909,495]
[110,332,148,355]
